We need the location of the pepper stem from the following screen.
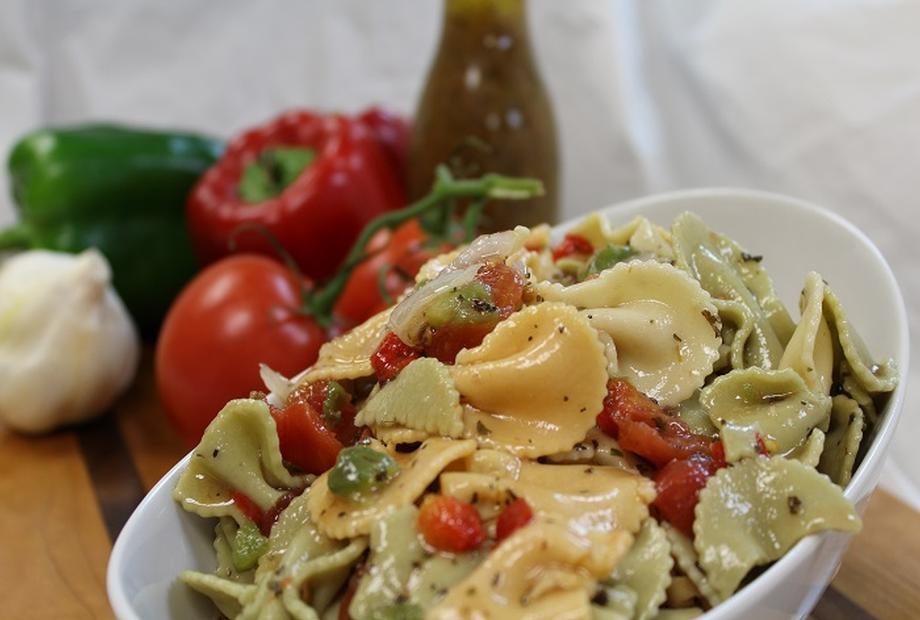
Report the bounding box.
[306,166,543,322]
[0,223,34,251]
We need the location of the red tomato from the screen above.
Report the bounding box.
[496,497,534,542]
[270,397,342,475]
[156,255,326,446]
[371,332,421,383]
[596,379,713,467]
[418,495,485,553]
[291,380,360,446]
[424,322,496,365]
[552,233,594,260]
[652,454,722,537]
[475,262,526,318]
[357,106,412,184]
[334,220,438,327]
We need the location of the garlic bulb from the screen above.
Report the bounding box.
[0,249,140,433]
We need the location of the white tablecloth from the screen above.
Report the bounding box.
[1,0,916,506]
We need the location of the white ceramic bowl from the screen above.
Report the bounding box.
[108,189,910,620]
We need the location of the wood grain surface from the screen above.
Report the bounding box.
[0,353,917,619]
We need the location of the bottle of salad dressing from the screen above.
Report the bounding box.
[409,0,559,231]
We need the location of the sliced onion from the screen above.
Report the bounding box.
[451,226,530,269]
[387,264,480,345]
[260,363,294,407]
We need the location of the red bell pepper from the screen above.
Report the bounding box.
[187,109,406,282]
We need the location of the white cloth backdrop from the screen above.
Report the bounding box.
[1,0,917,506]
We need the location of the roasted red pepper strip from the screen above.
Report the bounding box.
[187,109,405,282]
[552,233,594,260]
[596,378,715,467]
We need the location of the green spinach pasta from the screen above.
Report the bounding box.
[174,211,896,619]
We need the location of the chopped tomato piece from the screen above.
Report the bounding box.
[418,495,485,553]
[475,263,526,319]
[270,398,343,474]
[291,380,360,446]
[496,497,534,542]
[596,379,713,467]
[552,233,594,261]
[425,322,496,364]
[231,491,263,525]
[371,332,421,382]
[652,454,722,537]
[711,440,727,469]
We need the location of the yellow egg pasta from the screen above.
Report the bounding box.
[451,302,609,457]
[536,262,721,406]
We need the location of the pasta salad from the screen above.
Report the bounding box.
[174,211,897,619]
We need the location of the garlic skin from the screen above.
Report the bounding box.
[0,249,140,433]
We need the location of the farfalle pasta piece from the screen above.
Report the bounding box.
[779,272,834,394]
[654,609,704,620]
[818,395,865,486]
[672,390,718,439]
[700,368,831,462]
[173,399,312,521]
[299,309,391,383]
[608,519,674,620]
[451,303,609,457]
[694,457,861,600]
[543,427,637,472]
[181,571,250,620]
[410,550,487,608]
[440,460,654,549]
[789,428,826,468]
[429,521,633,620]
[592,585,638,620]
[349,506,426,619]
[840,361,879,426]
[355,357,464,438]
[662,523,722,608]
[672,212,793,369]
[308,438,476,538]
[536,262,721,406]
[822,284,898,394]
[711,299,754,371]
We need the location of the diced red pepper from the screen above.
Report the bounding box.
[552,233,594,261]
[270,398,343,475]
[231,490,263,525]
[371,332,422,383]
[496,497,534,543]
[418,495,485,553]
[652,454,722,537]
[596,379,713,467]
[475,263,526,319]
[291,380,360,446]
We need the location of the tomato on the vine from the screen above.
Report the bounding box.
[155,255,326,446]
[333,220,441,327]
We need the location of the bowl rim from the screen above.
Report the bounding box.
[107,187,910,620]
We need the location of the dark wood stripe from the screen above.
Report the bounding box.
[811,585,876,620]
[77,412,146,542]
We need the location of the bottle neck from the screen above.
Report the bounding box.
[440,0,531,51]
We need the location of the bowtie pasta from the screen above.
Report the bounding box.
[174,211,896,620]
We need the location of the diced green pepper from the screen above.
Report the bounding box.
[322,380,350,427]
[581,244,637,279]
[231,520,269,572]
[328,446,399,501]
[425,282,498,328]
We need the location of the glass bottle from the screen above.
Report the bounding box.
[408,0,559,231]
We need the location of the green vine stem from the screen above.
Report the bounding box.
[306,165,543,324]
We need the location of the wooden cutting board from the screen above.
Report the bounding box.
[0,353,917,619]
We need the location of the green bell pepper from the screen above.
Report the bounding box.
[0,124,223,333]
